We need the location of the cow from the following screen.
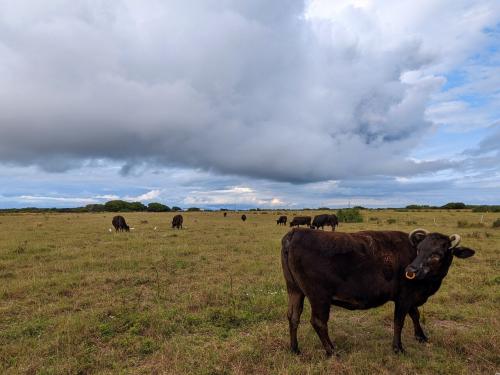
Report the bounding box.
[289,216,311,227]
[224,212,227,217]
[241,214,247,222]
[112,215,130,232]
[277,215,287,226]
[172,214,183,229]
[310,214,339,231]
[281,228,475,356]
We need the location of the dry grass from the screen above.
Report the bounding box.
[0,210,498,374]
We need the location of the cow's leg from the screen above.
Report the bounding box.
[392,303,409,354]
[409,307,428,343]
[287,289,305,354]
[310,301,334,356]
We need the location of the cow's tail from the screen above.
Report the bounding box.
[281,229,300,292]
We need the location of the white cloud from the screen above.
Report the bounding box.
[0,0,497,182]
[183,185,287,207]
[17,195,98,204]
[124,189,161,202]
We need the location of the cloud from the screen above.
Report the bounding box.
[0,0,497,183]
[124,189,162,202]
[16,195,98,204]
[183,185,286,207]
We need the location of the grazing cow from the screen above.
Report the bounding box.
[112,215,130,232]
[277,215,287,226]
[241,214,247,222]
[289,216,311,227]
[172,214,183,229]
[281,228,475,355]
[310,214,339,231]
[224,212,227,217]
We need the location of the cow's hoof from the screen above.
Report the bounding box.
[415,334,428,343]
[291,347,300,355]
[393,345,406,354]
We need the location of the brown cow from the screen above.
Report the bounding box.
[241,214,247,222]
[277,215,287,226]
[289,216,311,227]
[281,228,475,355]
[310,214,338,231]
[112,215,129,232]
[172,214,183,229]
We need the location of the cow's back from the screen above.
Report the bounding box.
[284,229,414,308]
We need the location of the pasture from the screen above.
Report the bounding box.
[0,210,498,374]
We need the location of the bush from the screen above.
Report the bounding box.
[387,218,396,224]
[187,207,201,212]
[441,202,466,209]
[472,205,500,213]
[147,203,170,212]
[336,208,363,223]
[104,200,147,212]
[492,218,500,228]
[171,206,182,212]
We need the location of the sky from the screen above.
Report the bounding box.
[0,0,499,209]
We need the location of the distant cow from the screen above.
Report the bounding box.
[281,228,475,356]
[277,215,287,226]
[311,214,339,231]
[224,212,227,217]
[289,216,311,227]
[112,215,129,232]
[172,214,183,229]
[241,214,247,222]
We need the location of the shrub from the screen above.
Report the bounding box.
[147,203,171,212]
[492,218,500,228]
[472,205,500,213]
[387,218,396,224]
[171,206,182,212]
[336,208,363,223]
[441,202,466,209]
[187,207,201,212]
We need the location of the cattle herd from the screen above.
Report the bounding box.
[110,212,476,357]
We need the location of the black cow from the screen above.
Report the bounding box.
[241,214,247,222]
[277,216,287,226]
[281,228,475,355]
[224,212,227,217]
[112,215,129,232]
[172,214,183,229]
[310,214,339,231]
[289,216,311,227]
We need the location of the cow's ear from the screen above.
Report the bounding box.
[409,229,428,247]
[452,247,475,259]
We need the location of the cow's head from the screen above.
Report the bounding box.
[124,224,130,232]
[405,228,475,280]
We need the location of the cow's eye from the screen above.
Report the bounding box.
[429,254,440,262]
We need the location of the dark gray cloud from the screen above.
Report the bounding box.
[0,0,496,182]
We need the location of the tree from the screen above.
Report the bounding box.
[129,201,147,211]
[147,202,171,212]
[104,200,129,212]
[441,202,466,209]
[171,206,182,212]
[336,208,363,223]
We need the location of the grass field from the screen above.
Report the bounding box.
[0,210,498,374]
